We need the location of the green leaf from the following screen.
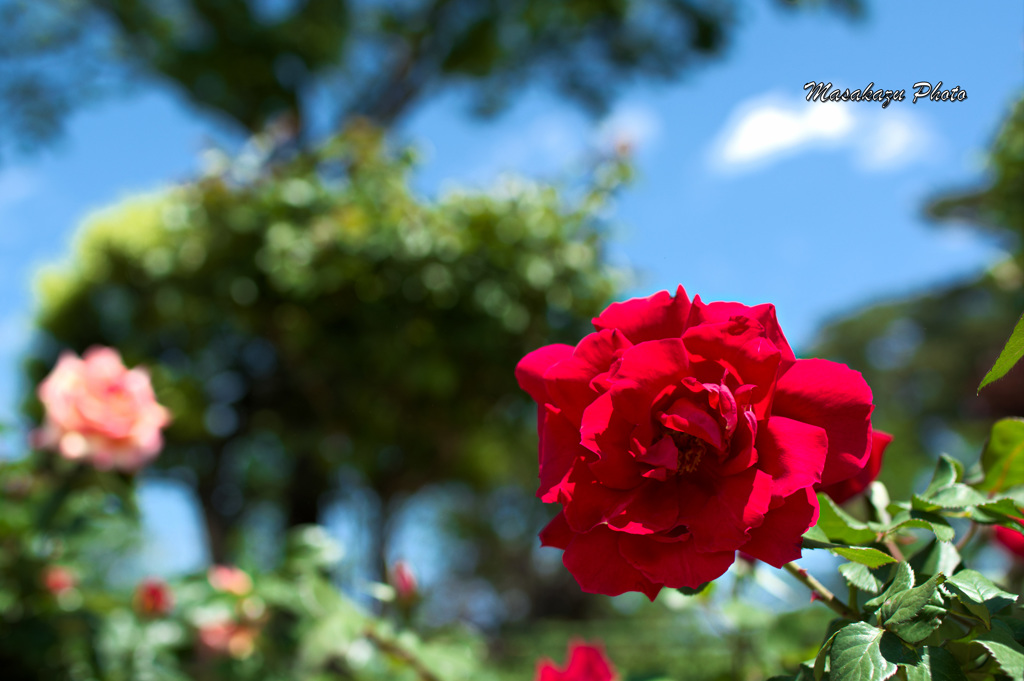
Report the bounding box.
[866,562,915,610]
[803,524,833,544]
[677,582,712,596]
[923,455,964,497]
[908,540,961,581]
[829,623,897,681]
[911,485,987,511]
[880,573,946,626]
[978,312,1024,392]
[815,631,840,681]
[839,562,885,593]
[885,510,956,543]
[968,497,1024,532]
[831,547,897,568]
[887,604,946,645]
[902,646,968,681]
[971,621,1024,678]
[817,493,878,545]
[867,482,892,526]
[979,417,1024,493]
[942,570,1018,627]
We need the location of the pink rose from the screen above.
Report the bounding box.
[197,619,259,659]
[34,347,171,472]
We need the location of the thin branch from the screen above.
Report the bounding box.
[955,521,979,552]
[883,537,906,563]
[364,627,442,681]
[783,562,858,620]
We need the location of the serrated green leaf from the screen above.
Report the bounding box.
[942,570,1018,627]
[817,494,878,545]
[831,547,897,568]
[912,485,987,511]
[980,417,1024,493]
[968,499,1024,533]
[902,646,968,681]
[866,563,915,610]
[887,604,946,644]
[839,562,885,593]
[829,623,896,681]
[923,455,963,498]
[909,541,961,582]
[971,621,1024,678]
[880,573,946,626]
[804,524,833,544]
[885,510,956,543]
[978,313,1024,392]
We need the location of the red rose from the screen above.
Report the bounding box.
[994,525,1024,558]
[535,642,617,681]
[517,286,888,599]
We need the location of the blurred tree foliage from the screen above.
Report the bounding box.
[0,0,860,156]
[811,95,1024,498]
[25,123,622,579]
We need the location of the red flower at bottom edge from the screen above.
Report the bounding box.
[536,642,617,681]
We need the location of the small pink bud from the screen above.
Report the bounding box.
[389,560,418,603]
[208,565,253,596]
[42,565,77,595]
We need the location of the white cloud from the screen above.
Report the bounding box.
[709,93,933,175]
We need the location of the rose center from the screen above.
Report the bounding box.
[669,432,706,474]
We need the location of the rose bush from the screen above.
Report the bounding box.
[535,642,617,681]
[33,346,171,472]
[517,286,889,598]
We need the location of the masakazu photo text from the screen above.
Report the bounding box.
[803,81,967,108]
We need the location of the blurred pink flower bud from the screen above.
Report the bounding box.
[389,560,418,603]
[42,565,77,596]
[536,641,618,681]
[197,619,258,659]
[208,565,253,596]
[134,577,174,617]
[33,347,171,472]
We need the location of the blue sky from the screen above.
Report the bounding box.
[0,0,1021,575]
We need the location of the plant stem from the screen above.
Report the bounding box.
[364,627,442,681]
[883,538,906,563]
[955,521,979,552]
[783,562,857,620]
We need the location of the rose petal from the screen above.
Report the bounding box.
[539,512,573,550]
[545,330,632,424]
[820,430,892,504]
[618,534,735,592]
[659,397,724,450]
[739,488,818,568]
[689,297,795,366]
[562,526,662,600]
[516,344,575,404]
[592,285,691,344]
[756,416,828,499]
[537,405,586,503]
[606,479,681,535]
[580,393,646,489]
[682,318,781,419]
[681,468,773,552]
[773,359,874,488]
